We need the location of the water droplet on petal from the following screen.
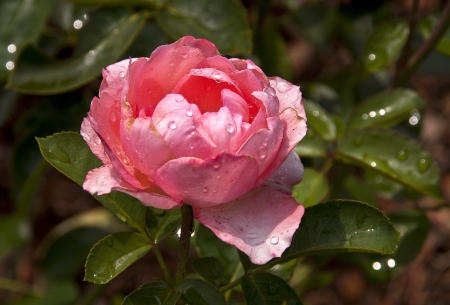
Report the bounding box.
[270,236,279,245]
[185,109,193,117]
[213,164,220,170]
[276,80,289,93]
[175,95,184,102]
[264,87,276,97]
[225,124,235,133]
[119,71,125,78]
[202,187,209,193]
[101,181,106,186]
[168,121,177,130]
[211,70,222,82]
[258,147,267,159]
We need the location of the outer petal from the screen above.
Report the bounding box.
[256,107,307,186]
[268,151,304,189]
[120,117,172,179]
[100,58,136,100]
[154,153,259,207]
[194,185,304,265]
[269,77,306,120]
[221,89,249,123]
[176,36,220,57]
[83,165,181,209]
[80,117,110,164]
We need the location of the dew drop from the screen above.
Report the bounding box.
[118,71,125,78]
[168,121,177,130]
[369,54,376,61]
[258,148,267,159]
[6,61,14,70]
[418,157,431,173]
[185,109,193,117]
[264,87,276,97]
[276,81,289,93]
[109,111,118,122]
[270,236,279,245]
[202,187,209,193]
[396,150,408,161]
[312,110,319,117]
[370,162,377,167]
[379,109,386,115]
[225,124,235,133]
[362,114,368,120]
[213,164,220,170]
[211,70,222,82]
[175,95,184,102]
[369,111,376,118]
[7,44,16,53]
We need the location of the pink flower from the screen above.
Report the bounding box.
[81,36,307,264]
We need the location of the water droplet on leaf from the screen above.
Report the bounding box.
[418,157,431,173]
[396,150,408,161]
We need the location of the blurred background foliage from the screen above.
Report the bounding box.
[1,0,449,304]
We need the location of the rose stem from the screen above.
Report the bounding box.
[175,204,194,283]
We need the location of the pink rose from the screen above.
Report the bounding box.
[81,36,307,264]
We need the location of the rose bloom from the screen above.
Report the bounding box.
[81,36,307,264]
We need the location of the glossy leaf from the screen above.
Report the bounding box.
[145,208,181,243]
[344,176,377,206]
[242,273,303,305]
[294,129,327,158]
[0,0,52,81]
[193,223,240,283]
[84,232,152,284]
[122,281,181,305]
[42,227,109,280]
[347,89,427,131]
[156,0,252,54]
[192,257,224,286]
[0,215,29,259]
[364,168,404,198]
[292,168,329,207]
[177,278,227,305]
[363,20,409,73]
[8,10,144,94]
[303,100,336,141]
[419,14,450,57]
[336,128,442,198]
[37,132,149,232]
[254,17,292,81]
[283,200,399,258]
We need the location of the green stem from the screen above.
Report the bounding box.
[152,246,173,285]
[175,204,194,283]
[394,0,450,86]
[223,263,243,300]
[391,0,420,88]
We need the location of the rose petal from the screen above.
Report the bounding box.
[126,45,207,115]
[176,36,220,57]
[196,55,237,75]
[256,107,307,185]
[120,117,173,178]
[194,184,304,265]
[251,89,279,118]
[221,89,249,123]
[152,95,214,159]
[269,77,306,119]
[80,117,110,164]
[172,68,242,113]
[83,165,181,209]
[100,58,136,100]
[154,153,259,207]
[237,117,283,175]
[268,151,304,189]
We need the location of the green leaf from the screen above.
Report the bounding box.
[347,89,427,131]
[294,129,327,158]
[303,100,336,141]
[389,210,429,267]
[85,232,152,284]
[343,175,377,206]
[419,14,450,57]
[292,168,329,207]
[336,128,442,198]
[122,281,181,305]
[67,0,163,7]
[8,9,145,94]
[192,257,224,286]
[37,132,149,232]
[177,278,227,305]
[156,0,252,54]
[363,19,409,73]
[42,227,109,280]
[242,273,303,305]
[193,224,240,283]
[0,215,29,259]
[254,17,292,80]
[284,200,399,258]
[145,208,181,243]
[0,0,52,81]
